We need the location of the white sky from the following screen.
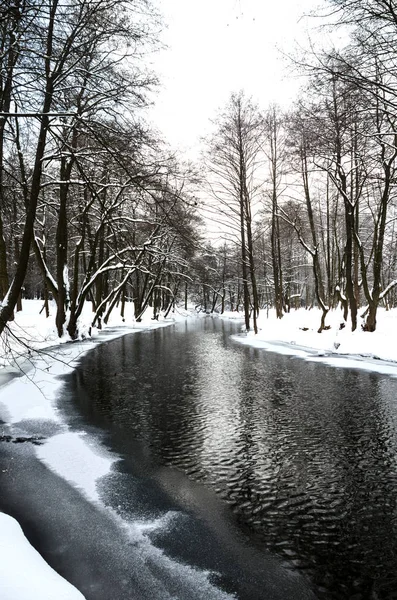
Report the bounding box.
[147,0,328,156]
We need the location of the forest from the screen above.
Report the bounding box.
[1,0,397,340]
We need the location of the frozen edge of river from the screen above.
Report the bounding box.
[230,332,397,378]
[217,307,397,378]
[232,333,397,377]
[0,314,236,600]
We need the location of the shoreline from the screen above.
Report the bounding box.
[1,306,397,598]
[0,312,187,600]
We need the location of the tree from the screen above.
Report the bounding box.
[278,107,330,331]
[0,0,161,337]
[263,105,287,319]
[0,0,26,303]
[205,92,262,333]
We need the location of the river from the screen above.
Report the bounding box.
[57,317,397,599]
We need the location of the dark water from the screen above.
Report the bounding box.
[67,318,397,599]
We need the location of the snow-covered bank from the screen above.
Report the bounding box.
[0,513,85,600]
[4,300,397,374]
[222,307,397,376]
[0,299,192,370]
[0,300,203,600]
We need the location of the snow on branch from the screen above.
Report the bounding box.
[380,279,397,300]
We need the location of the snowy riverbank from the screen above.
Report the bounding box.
[222,306,397,377]
[3,300,397,372]
[1,301,397,599]
[0,512,85,600]
[0,301,197,600]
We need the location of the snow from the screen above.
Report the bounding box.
[2,299,397,599]
[0,299,181,367]
[36,431,118,504]
[223,306,397,376]
[0,513,84,600]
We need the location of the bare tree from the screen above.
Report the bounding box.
[205,92,263,332]
[263,105,287,319]
[0,0,161,337]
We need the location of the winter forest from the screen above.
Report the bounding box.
[5,3,397,600]
[2,0,397,343]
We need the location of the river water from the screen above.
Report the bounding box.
[63,317,397,599]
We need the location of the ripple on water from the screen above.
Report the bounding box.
[73,321,397,600]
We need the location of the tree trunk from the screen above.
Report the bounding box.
[55,156,71,337]
[0,98,53,335]
[0,218,9,304]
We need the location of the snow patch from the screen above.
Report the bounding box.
[0,513,85,600]
[36,431,118,503]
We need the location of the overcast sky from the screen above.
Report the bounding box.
[147,0,329,156]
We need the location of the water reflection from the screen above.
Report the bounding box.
[71,318,397,599]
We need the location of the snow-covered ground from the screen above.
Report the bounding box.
[0,298,185,369]
[3,299,397,377]
[0,512,85,600]
[1,300,397,599]
[223,306,397,376]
